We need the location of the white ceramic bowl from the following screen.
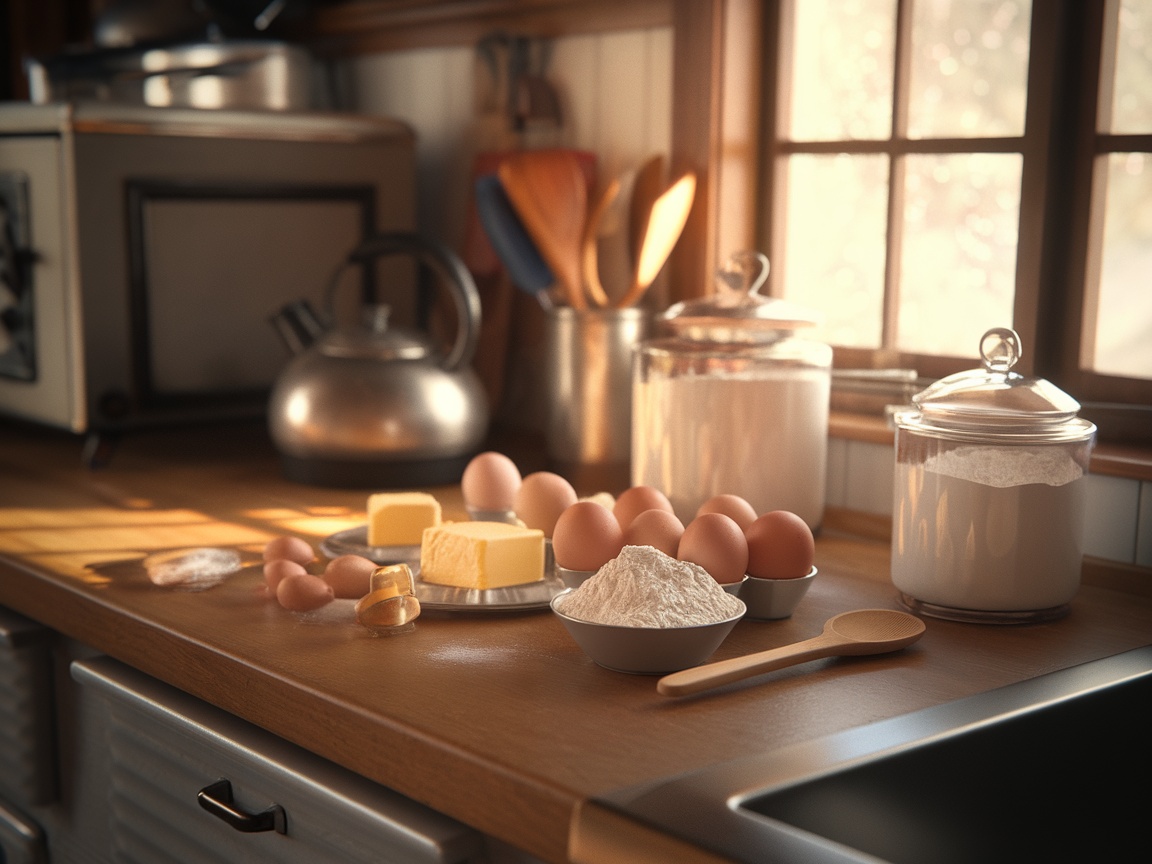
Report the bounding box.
[555,565,596,590]
[739,566,817,620]
[721,575,748,596]
[551,591,746,674]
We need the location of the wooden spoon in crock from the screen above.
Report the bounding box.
[498,149,589,309]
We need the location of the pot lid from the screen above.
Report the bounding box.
[904,327,1092,440]
[319,305,429,361]
[660,250,821,342]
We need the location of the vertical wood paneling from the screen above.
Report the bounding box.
[343,27,675,265]
[551,33,602,151]
[596,30,653,181]
[646,28,675,160]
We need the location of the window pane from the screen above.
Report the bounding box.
[1110,0,1152,133]
[786,0,896,141]
[897,153,1021,356]
[781,154,889,348]
[907,0,1031,139]
[1092,153,1152,379]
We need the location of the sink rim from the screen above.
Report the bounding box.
[593,644,1152,864]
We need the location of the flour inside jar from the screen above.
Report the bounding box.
[892,445,1087,612]
[555,545,744,627]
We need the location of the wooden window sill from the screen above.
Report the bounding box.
[829,411,1152,483]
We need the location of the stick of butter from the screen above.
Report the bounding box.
[367,492,442,547]
[420,522,545,589]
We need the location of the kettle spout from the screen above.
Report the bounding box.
[270,300,325,355]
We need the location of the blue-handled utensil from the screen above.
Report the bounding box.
[474,173,555,309]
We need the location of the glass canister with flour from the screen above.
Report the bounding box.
[891,327,1096,623]
[631,251,831,530]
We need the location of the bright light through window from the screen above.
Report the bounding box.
[773,0,1032,360]
[1092,152,1152,378]
[765,0,1152,430]
[1089,0,1152,381]
[787,0,895,141]
[898,151,1020,355]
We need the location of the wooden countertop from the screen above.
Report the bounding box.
[2,420,1150,864]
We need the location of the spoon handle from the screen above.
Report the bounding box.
[657,633,844,697]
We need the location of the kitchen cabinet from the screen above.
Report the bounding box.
[72,655,485,864]
[0,610,502,864]
[0,606,53,864]
[0,606,55,808]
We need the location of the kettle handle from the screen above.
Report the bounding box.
[346,232,482,372]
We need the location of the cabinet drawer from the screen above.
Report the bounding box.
[0,605,56,807]
[0,796,47,864]
[72,657,485,864]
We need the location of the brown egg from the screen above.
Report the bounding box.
[263,535,314,565]
[623,509,685,558]
[323,554,377,599]
[461,451,522,512]
[696,494,758,531]
[613,485,674,531]
[276,572,335,611]
[264,558,306,591]
[514,471,578,537]
[552,501,626,572]
[677,512,749,584]
[745,510,815,580]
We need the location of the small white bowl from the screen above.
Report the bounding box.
[555,565,597,589]
[720,575,748,596]
[551,591,745,674]
[465,506,519,524]
[739,567,816,620]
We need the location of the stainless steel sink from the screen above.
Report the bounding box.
[595,645,1152,863]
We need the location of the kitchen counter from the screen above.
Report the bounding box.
[2,420,1151,863]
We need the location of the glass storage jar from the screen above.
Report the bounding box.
[891,327,1096,623]
[631,252,832,529]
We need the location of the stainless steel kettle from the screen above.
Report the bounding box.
[268,232,490,487]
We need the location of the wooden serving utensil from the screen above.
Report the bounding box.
[498,149,589,309]
[628,154,666,269]
[581,178,621,308]
[616,171,696,309]
[657,609,926,697]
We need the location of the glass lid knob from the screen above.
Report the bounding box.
[715,249,770,298]
[979,327,1022,376]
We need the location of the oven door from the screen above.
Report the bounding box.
[122,180,379,420]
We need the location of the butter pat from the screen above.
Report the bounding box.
[420,522,545,589]
[367,492,442,547]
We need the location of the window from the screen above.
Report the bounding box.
[760,0,1152,439]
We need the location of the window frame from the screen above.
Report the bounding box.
[1056,0,1152,411]
[756,0,1151,439]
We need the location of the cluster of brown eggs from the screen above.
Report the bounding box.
[461,451,815,586]
[551,486,814,584]
[261,536,377,612]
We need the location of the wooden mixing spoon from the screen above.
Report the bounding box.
[657,609,926,697]
[498,150,589,309]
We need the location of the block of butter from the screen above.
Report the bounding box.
[367,492,442,547]
[420,522,545,589]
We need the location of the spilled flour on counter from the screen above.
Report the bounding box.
[143,547,242,589]
[555,545,743,628]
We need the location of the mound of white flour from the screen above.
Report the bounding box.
[555,545,744,627]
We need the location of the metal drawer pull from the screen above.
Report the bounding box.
[197,779,286,834]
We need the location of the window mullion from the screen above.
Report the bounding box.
[883,0,915,355]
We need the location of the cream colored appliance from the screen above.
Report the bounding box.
[0,102,415,434]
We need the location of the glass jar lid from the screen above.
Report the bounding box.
[659,250,821,342]
[900,327,1094,442]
